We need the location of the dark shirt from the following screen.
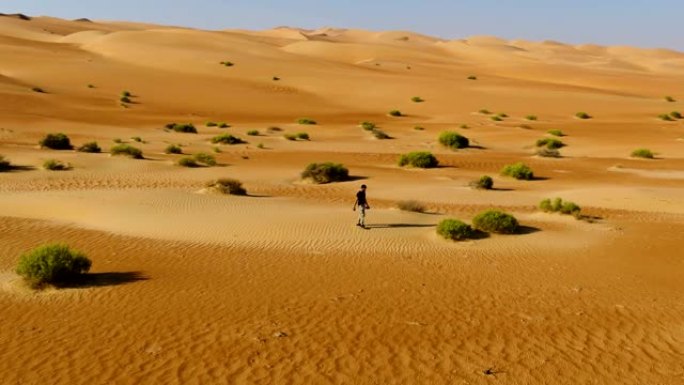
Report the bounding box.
[356,190,367,205]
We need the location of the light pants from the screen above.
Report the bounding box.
[358,206,366,226]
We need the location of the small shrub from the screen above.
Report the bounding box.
[177,157,199,167]
[659,114,674,121]
[414,126,425,131]
[165,144,182,154]
[87,84,95,89]
[498,113,509,118]
[536,138,565,149]
[193,152,217,166]
[110,144,143,159]
[211,133,245,145]
[301,162,349,184]
[120,96,131,103]
[16,244,91,288]
[113,138,124,144]
[479,109,491,115]
[371,129,390,139]
[472,210,519,234]
[670,111,682,119]
[398,151,438,168]
[121,91,132,97]
[526,115,538,121]
[39,133,73,150]
[257,143,265,149]
[247,130,259,136]
[167,123,198,133]
[206,178,247,195]
[267,126,282,132]
[471,175,493,190]
[131,136,143,143]
[467,75,477,80]
[360,121,376,131]
[31,87,45,93]
[77,142,101,153]
[576,112,592,119]
[0,155,10,171]
[389,110,403,117]
[501,162,534,180]
[491,116,503,122]
[218,123,230,128]
[273,76,280,81]
[438,131,469,149]
[296,118,317,125]
[631,148,654,159]
[665,96,676,102]
[220,61,234,67]
[411,96,424,103]
[536,148,561,158]
[206,122,218,127]
[43,159,70,171]
[547,129,564,137]
[397,200,426,213]
[284,133,296,141]
[459,124,469,129]
[540,197,581,217]
[296,132,310,140]
[518,124,533,129]
[437,219,475,241]
[213,146,222,153]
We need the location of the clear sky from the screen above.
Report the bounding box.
[3,0,683,50]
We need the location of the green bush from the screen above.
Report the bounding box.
[547,129,565,137]
[130,136,143,143]
[220,61,234,67]
[166,123,198,133]
[16,244,91,288]
[497,113,508,118]
[43,159,70,171]
[536,138,565,149]
[257,143,265,149]
[165,144,182,154]
[296,118,317,125]
[360,121,376,131]
[110,144,143,159]
[211,133,245,145]
[301,162,349,184]
[40,133,73,150]
[540,197,581,217]
[267,126,282,132]
[467,75,477,80]
[437,219,475,241]
[472,210,519,234]
[536,148,561,158]
[438,131,469,149]
[526,115,538,121]
[177,157,199,167]
[631,148,654,159]
[389,110,403,117]
[206,122,218,127]
[459,124,469,129]
[665,96,676,102]
[371,129,390,139]
[284,133,296,141]
[218,122,230,128]
[0,155,10,171]
[670,111,682,119]
[491,115,503,121]
[414,126,425,131]
[471,175,493,190]
[121,91,132,97]
[398,151,438,168]
[501,162,534,180]
[247,130,260,136]
[120,96,131,103]
[576,112,592,119]
[296,132,310,140]
[411,96,424,103]
[206,178,247,195]
[193,152,217,166]
[113,138,123,144]
[479,109,491,115]
[77,142,101,153]
[659,114,674,121]
[397,200,426,213]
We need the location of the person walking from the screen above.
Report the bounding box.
[353,184,370,228]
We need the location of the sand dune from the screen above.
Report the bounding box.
[1,15,683,385]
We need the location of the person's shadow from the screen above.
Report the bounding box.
[364,223,436,229]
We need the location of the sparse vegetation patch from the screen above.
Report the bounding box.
[398,151,438,168]
[206,178,247,195]
[40,133,73,150]
[77,142,101,153]
[211,133,246,145]
[411,96,424,103]
[540,197,581,217]
[437,219,475,241]
[43,159,70,171]
[397,200,426,213]
[389,110,403,117]
[547,129,565,137]
[576,112,592,119]
[536,138,565,149]
[296,118,317,125]
[501,162,534,180]
[438,131,469,149]
[301,162,350,184]
[166,123,198,134]
[631,148,654,159]
[471,175,493,190]
[110,144,143,159]
[472,210,519,234]
[165,144,182,154]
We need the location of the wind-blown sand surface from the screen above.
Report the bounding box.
[1,15,683,385]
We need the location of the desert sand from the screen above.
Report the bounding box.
[1,14,683,385]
